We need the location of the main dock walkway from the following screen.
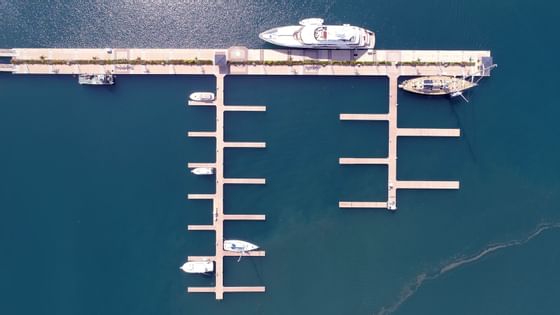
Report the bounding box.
[4,47,492,78]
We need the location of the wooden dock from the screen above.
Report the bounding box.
[186,74,266,300]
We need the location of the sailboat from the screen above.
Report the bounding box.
[399,64,498,102]
[223,240,259,252]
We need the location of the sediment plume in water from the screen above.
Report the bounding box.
[375,222,560,315]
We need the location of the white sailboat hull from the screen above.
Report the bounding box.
[223,240,259,252]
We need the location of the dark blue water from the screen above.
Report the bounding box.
[1,1,559,315]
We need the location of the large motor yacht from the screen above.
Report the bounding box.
[259,18,375,49]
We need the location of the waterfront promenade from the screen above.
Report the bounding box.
[0,47,492,78]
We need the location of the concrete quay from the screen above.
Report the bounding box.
[4,47,492,78]
[339,73,461,210]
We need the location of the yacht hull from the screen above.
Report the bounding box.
[259,20,375,49]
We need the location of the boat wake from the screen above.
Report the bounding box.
[375,222,560,315]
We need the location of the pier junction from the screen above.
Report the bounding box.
[0,47,493,299]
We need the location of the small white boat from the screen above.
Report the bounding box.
[191,167,214,175]
[399,76,476,96]
[223,240,259,252]
[180,260,214,274]
[299,18,324,26]
[189,92,215,102]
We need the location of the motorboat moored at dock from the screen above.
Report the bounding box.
[223,240,259,252]
[189,92,215,102]
[191,167,215,175]
[259,18,375,49]
[180,260,214,274]
[78,73,114,85]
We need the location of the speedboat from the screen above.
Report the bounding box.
[223,240,259,252]
[259,18,375,49]
[180,260,214,274]
[189,92,215,102]
[191,167,214,175]
[78,73,114,85]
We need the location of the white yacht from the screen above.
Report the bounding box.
[223,240,259,252]
[191,167,214,175]
[180,260,214,274]
[78,73,114,85]
[259,18,375,49]
[189,92,215,102]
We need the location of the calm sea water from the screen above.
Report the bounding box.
[1,1,559,315]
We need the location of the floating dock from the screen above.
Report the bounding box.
[339,73,460,210]
[1,46,494,297]
[187,74,266,300]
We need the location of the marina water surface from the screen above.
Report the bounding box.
[1,0,560,314]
